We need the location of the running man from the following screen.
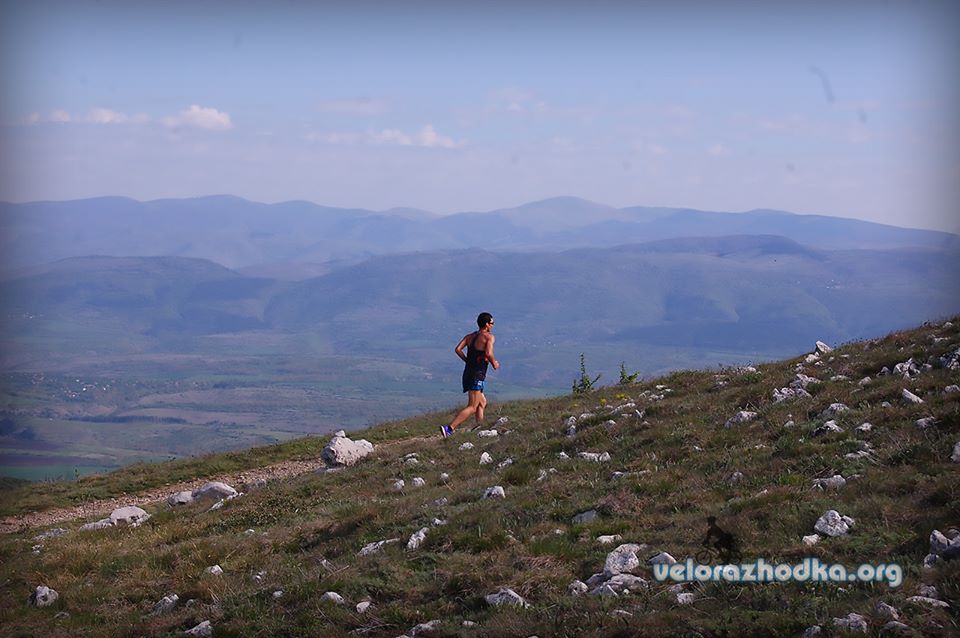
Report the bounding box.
[441,312,499,437]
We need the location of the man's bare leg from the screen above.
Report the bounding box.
[472,393,487,430]
[449,391,482,431]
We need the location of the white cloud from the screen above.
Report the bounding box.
[24,112,41,125]
[356,126,455,148]
[161,105,232,130]
[307,125,460,149]
[49,109,71,123]
[88,107,130,124]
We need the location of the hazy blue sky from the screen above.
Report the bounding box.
[1,0,958,232]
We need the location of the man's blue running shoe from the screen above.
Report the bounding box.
[440,425,453,438]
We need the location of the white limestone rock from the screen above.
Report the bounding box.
[676,592,696,605]
[205,565,223,576]
[79,518,114,531]
[813,475,846,490]
[407,527,429,550]
[577,451,611,463]
[573,509,599,525]
[856,422,873,433]
[568,580,588,596]
[724,411,758,428]
[815,341,833,354]
[192,481,238,501]
[906,596,950,608]
[482,485,505,499]
[152,593,180,614]
[358,538,400,556]
[479,452,493,465]
[814,510,854,537]
[320,591,345,605]
[813,420,843,436]
[321,435,374,467]
[603,543,642,577]
[648,551,677,565]
[802,534,820,546]
[876,601,899,620]
[939,348,960,370]
[168,490,195,506]
[439,472,450,483]
[30,585,58,607]
[597,534,623,545]
[493,416,510,428]
[819,403,849,418]
[411,477,426,488]
[484,587,529,608]
[356,600,373,613]
[901,388,924,404]
[952,441,960,463]
[832,613,867,633]
[34,528,69,541]
[392,479,405,491]
[185,620,213,637]
[477,430,499,438]
[915,417,936,429]
[110,506,151,527]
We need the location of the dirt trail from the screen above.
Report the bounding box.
[0,434,438,535]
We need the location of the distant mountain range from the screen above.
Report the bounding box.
[3,235,958,387]
[2,195,956,274]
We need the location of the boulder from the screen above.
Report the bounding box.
[567,580,588,596]
[813,475,846,490]
[459,442,474,450]
[597,534,622,545]
[411,477,426,487]
[407,527,428,550]
[30,585,58,607]
[356,601,373,613]
[185,620,213,637]
[813,420,843,436]
[152,593,179,614]
[876,601,899,620]
[676,592,696,605]
[819,403,849,418]
[832,613,867,633]
[915,417,936,429]
[484,587,529,608]
[603,543,643,577]
[901,389,924,404]
[814,510,854,537]
[482,485,505,499]
[577,451,610,463]
[167,491,194,506]
[573,509,599,525]
[724,411,758,428]
[205,565,223,576]
[110,506,150,527]
[648,551,677,565]
[802,534,820,546]
[192,481,238,501]
[493,416,510,427]
[320,591,345,605]
[479,452,493,465]
[321,436,374,467]
[939,348,960,370]
[79,518,114,531]
[477,430,499,438]
[358,538,400,556]
[815,341,833,354]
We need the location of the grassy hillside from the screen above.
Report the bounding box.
[0,318,958,637]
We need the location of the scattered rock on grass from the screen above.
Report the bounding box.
[321,435,374,467]
[185,620,213,637]
[814,510,854,537]
[724,411,758,428]
[30,585,58,607]
[484,588,529,608]
[320,591,345,605]
[832,613,867,633]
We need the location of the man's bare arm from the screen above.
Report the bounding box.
[485,334,500,369]
[454,335,469,362]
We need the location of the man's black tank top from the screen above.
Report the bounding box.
[463,331,489,381]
